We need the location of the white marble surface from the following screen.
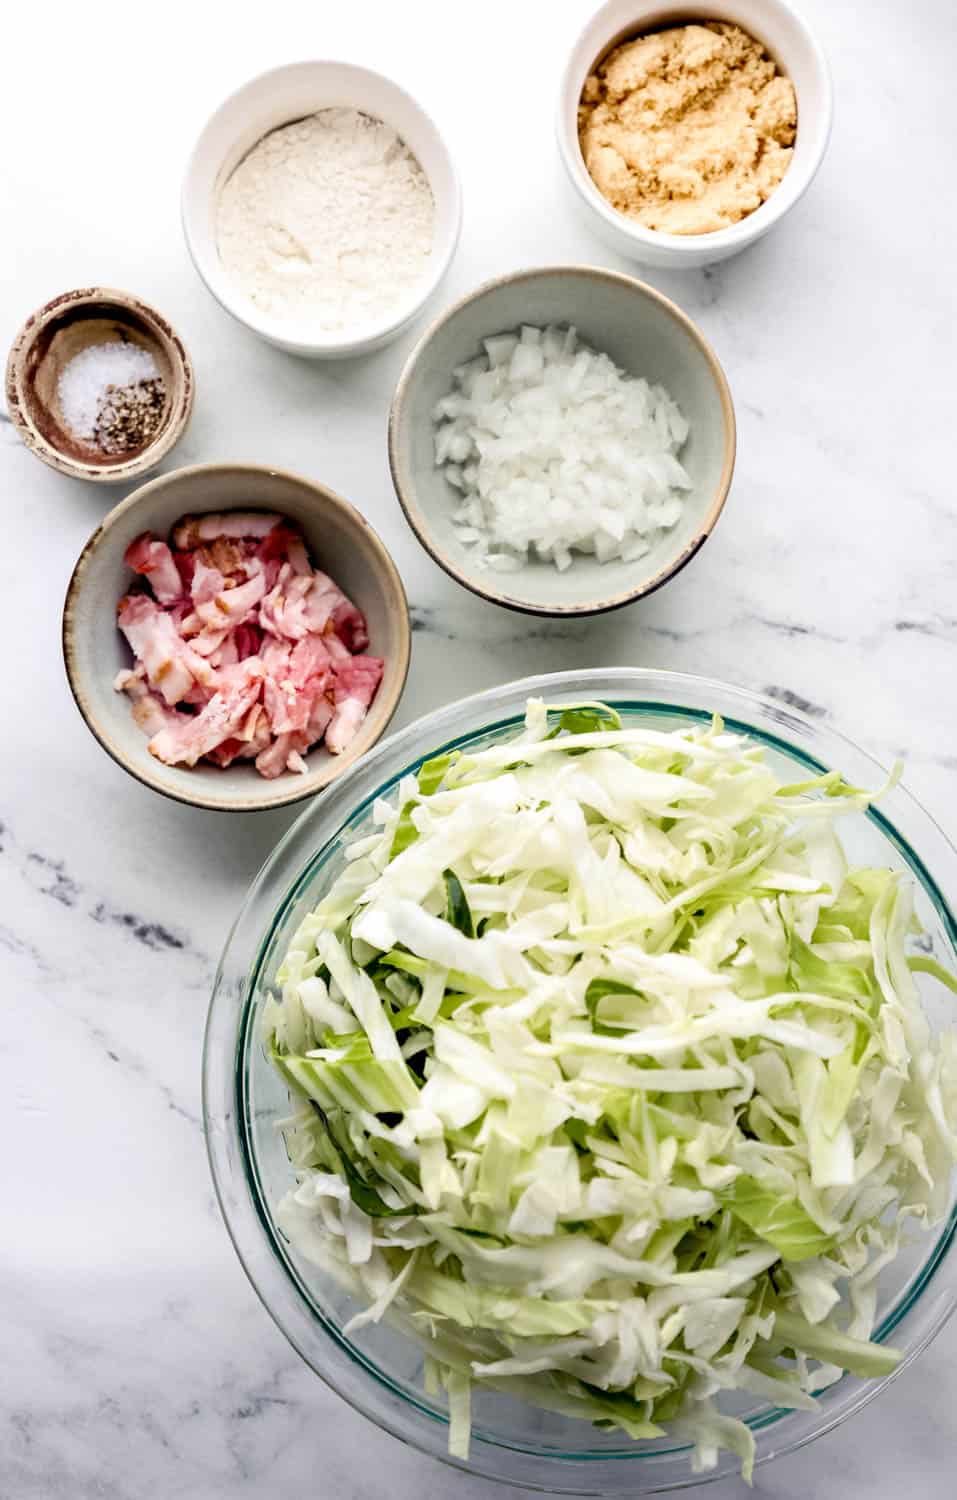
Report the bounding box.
[2,0,956,1495]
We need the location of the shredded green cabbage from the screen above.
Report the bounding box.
[263,700,957,1480]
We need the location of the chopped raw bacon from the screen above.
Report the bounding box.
[189,626,231,659]
[115,668,192,739]
[259,568,314,641]
[324,631,352,662]
[173,550,197,591]
[257,522,310,576]
[117,594,216,707]
[300,570,370,651]
[191,559,227,609]
[210,635,240,669]
[196,571,266,630]
[116,512,383,779]
[237,705,273,760]
[233,623,263,660]
[124,534,183,605]
[149,660,265,768]
[305,693,334,744]
[326,656,385,755]
[173,511,283,548]
[196,536,253,577]
[255,732,297,780]
[263,634,333,736]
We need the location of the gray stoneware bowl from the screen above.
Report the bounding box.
[388,266,735,616]
[62,463,411,812]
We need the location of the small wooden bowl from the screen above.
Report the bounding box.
[5,287,194,483]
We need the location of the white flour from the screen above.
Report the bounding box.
[215,108,435,331]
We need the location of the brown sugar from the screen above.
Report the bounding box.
[578,22,797,236]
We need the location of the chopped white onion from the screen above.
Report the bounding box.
[432,325,692,571]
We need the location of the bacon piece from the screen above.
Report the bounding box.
[191,560,227,608]
[331,599,369,653]
[233,623,263,660]
[181,682,214,709]
[305,694,334,746]
[195,536,253,578]
[257,522,310,576]
[258,691,334,779]
[255,732,296,779]
[177,609,202,637]
[289,635,332,686]
[260,636,291,676]
[259,567,314,641]
[208,704,274,768]
[301,571,369,651]
[174,550,197,591]
[169,601,194,633]
[236,705,272,760]
[261,556,283,591]
[324,631,351,662]
[148,660,264,767]
[124,533,183,605]
[203,574,265,629]
[115,667,192,739]
[191,558,266,631]
[326,656,384,755]
[173,512,282,548]
[263,635,332,735]
[117,595,216,707]
[206,738,244,769]
[210,635,240,669]
[189,626,231,659]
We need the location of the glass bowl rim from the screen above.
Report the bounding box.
[203,667,957,1493]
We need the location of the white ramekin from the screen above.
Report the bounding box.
[557,0,833,270]
[182,61,462,359]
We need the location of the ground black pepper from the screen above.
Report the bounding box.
[92,378,165,455]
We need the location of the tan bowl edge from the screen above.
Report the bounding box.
[6,286,195,484]
[62,462,412,812]
[387,265,736,618]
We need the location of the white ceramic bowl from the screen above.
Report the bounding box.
[182,61,462,359]
[557,0,833,270]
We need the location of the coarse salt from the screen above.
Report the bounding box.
[58,341,161,441]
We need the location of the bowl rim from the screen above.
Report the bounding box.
[4,285,195,483]
[555,0,834,260]
[203,667,957,1492]
[181,58,463,357]
[61,460,412,812]
[387,265,736,616]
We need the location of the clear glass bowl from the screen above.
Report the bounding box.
[203,669,957,1493]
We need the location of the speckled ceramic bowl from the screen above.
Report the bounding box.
[5,287,194,483]
[62,463,411,812]
[388,266,735,616]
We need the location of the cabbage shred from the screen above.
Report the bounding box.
[263,700,957,1479]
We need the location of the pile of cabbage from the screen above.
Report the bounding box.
[263,700,957,1478]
